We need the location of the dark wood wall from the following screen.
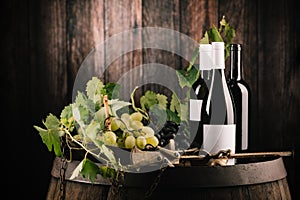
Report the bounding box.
[1,0,299,199]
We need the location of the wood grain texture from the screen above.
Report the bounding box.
[142,0,181,97]
[256,1,299,199]
[67,0,105,101]
[180,0,218,43]
[29,0,68,113]
[142,0,181,68]
[104,0,142,100]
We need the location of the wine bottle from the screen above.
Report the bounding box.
[189,44,212,149]
[227,44,250,152]
[201,42,236,165]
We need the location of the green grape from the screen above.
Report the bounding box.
[141,126,155,137]
[121,113,130,121]
[120,113,130,130]
[125,135,136,149]
[130,112,143,122]
[136,136,146,149]
[146,136,159,148]
[130,120,144,130]
[122,130,133,138]
[132,130,141,137]
[103,131,117,146]
[111,117,121,131]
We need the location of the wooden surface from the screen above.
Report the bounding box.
[1,0,299,199]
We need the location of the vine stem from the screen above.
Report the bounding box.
[63,128,112,166]
[130,86,149,120]
[103,95,111,131]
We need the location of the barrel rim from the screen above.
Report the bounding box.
[51,156,287,188]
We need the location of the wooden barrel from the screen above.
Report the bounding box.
[47,157,111,200]
[48,157,291,200]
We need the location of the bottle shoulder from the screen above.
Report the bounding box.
[228,79,250,90]
[192,77,204,86]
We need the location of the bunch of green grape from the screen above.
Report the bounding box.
[102,111,159,150]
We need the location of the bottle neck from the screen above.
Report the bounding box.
[201,69,226,79]
[201,69,227,88]
[201,70,212,80]
[230,48,242,81]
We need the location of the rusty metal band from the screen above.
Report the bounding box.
[122,157,287,188]
[51,156,287,188]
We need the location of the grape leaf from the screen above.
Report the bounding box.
[90,142,118,169]
[70,159,84,180]
[186,46,200,72]
[108,99,131,116]
[80,159,101,183]
[148,104,168,132]
[207,24,224,43]
[73,92,94,124]
[200,31,209,44]
[169,92,188,122]
[60,104,73,120]
[33,114,62,157]
[224,23,235,59]
[94,107,106,130]
[99,165,116,179]
[73,105,90,126]
[102,82,121,100]
[156,94,168,110]
[44,113,60,130]
[85,120,100,140]
[86,77,104,104]
[100,145,117,165]
[70,158,115,183]
[170,93,181,115]
[60,104,74,131]
[224,23,235,45]
[184,30,208,83]
[176,65,199,88]
[166,109,181,124]
[179,100,189,122]
[140,91,158,110]
[216,16,236,59]
[74,92,95,113]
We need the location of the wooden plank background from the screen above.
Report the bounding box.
[1,0,299,199]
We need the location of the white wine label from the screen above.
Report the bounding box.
[203,124,236,165]
[189,99,203,121]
